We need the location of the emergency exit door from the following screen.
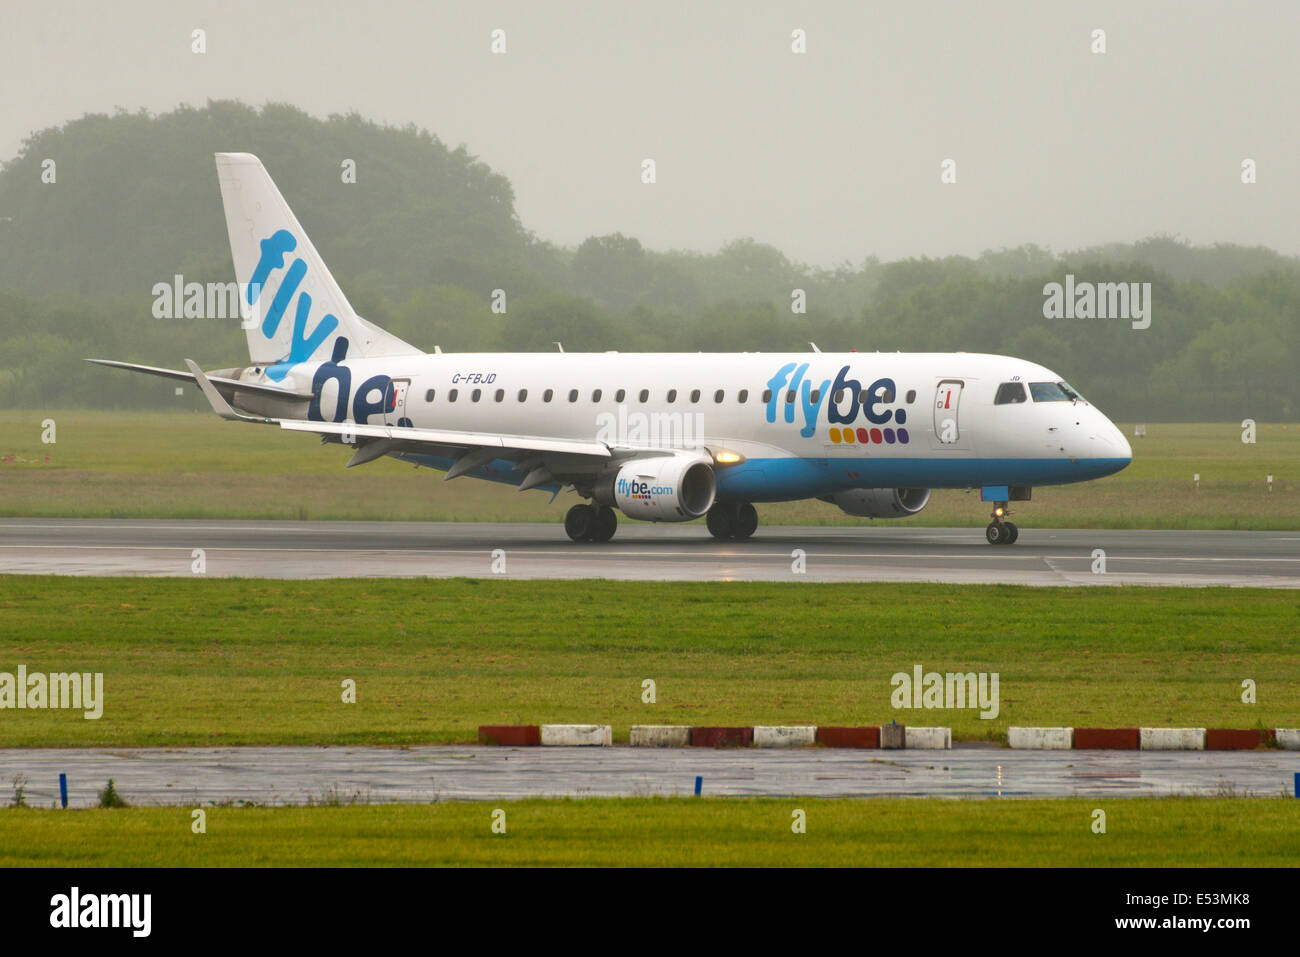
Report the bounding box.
[385,378,411,427]
[933,380,964,447]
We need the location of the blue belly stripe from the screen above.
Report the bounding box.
[393,451,1129,503]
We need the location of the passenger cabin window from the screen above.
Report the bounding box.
[714,389,724,403]
[543,389,553,403]
[425,389,435,402]
[615,389,626,402]
[995,382,1027,405]
[905,389,916,403]
[667,389,677,403]
[810,389,820,403]
[568,389,579,402]
[494,389,504,402]
[639,389,649,403]
[1028,382,1074,403]
[785,389,796,403]
[448,388,458,402]
[762,389,771,403]
[518,389,528,401]
[738,389,749,403]
[471,388,481,402]
[690,389,701,403]
[592,389,602,402]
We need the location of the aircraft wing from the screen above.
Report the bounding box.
[277,417,612,460]
[181,359,620,484]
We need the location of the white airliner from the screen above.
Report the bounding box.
[93,153,1132,545]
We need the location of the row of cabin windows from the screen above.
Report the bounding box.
[422,387,920,405]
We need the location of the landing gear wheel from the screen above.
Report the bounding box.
[591,505,618,543]
[733,502,758,539]
[564,504,595,542]
[985,501,1017,545]
[706,504,737,539]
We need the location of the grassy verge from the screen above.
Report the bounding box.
[0,577,1294,746]
[1,411,1298,527]
[0,798,1295,866]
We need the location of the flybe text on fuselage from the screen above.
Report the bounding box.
[765,362,911,442]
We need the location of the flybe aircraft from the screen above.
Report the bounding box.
[92,153,1132,545]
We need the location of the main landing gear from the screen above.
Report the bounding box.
[565,503,618,543]
[706,502,758,540]
[985,502,1018,545]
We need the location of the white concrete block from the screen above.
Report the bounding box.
[1140,727,1205,750]
[540,724,612,746]
[753,726,816,748]
[1007,727,1073,749]
[1275,729,1300,750]
[904,727,951,749]
[629,725,691,747]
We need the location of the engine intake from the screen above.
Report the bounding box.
[594,456,716,522]
[823,487,931,518]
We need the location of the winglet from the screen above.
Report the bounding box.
[184,359,265,423]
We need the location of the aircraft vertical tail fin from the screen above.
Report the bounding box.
[214,152,420,380]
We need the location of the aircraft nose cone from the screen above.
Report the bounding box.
[1115,427,1133,463]
[1094,416,1132,465]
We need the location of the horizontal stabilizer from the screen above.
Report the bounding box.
[86,359,314,401]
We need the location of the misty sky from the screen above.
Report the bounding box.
[2,0,1298,267]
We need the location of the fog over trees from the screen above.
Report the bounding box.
[1,103,1296,419]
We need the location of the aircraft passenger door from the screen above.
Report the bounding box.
[385,378,411,427]
[931,380,968,449]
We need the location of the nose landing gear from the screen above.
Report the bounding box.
[985,502,1018,545]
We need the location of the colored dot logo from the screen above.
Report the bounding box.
[828,427,909,445]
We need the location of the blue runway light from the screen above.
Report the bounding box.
[59,773,67,809]
[694,775,702,796]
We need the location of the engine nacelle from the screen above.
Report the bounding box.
[824,487,931,518]
[594,456,716,522]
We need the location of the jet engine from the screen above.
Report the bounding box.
[823,487,931,518]
[594,456,716,522]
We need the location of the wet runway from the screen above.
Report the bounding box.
[2,746,1295,804]
[0,519,1297,586]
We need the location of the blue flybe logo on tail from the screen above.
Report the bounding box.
[247,229,339,381]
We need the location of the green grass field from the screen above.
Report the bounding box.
[1,577,1294,746]
[1,411,1297,527]
[1,798,1295,866]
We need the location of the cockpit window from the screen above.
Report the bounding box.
[994,382,1027,405]
[1029,381,1073,402]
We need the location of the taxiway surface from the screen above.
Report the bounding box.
[2,746,1294,804]
[0,520,1296,586]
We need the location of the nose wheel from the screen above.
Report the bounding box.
[985,503,1018,545]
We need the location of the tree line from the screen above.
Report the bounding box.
[1,102,1296,420]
